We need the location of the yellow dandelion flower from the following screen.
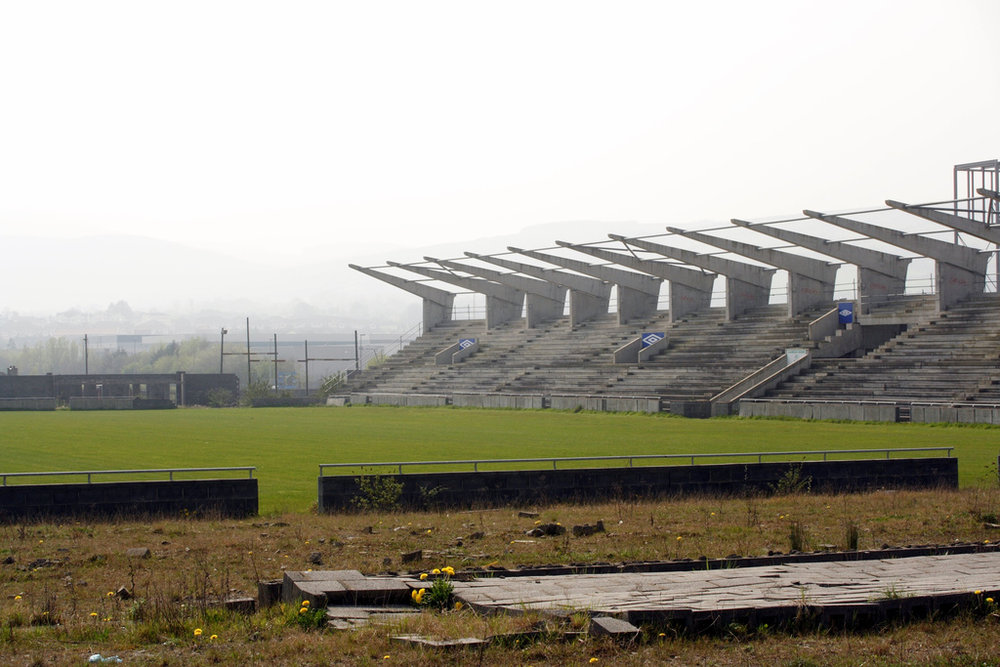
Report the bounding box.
[419,573,428,580]
[710,512,716,517]
[658,632,666,637]
[103,617,111,622]
[590,659,599,664]
[301,600,310,607]
[210,634,218,640]
[14,595,22,600]
[988,598,995,604]
[194,628,203,637]
[89,612,98,617]
[431,568,441,575]
[426,529,432,534]
[383,656,390,660]
[442,566,455,576]
[299,607,308,614]
[107,591,115,597]
[454,601,463,610]
[975,590,983,595]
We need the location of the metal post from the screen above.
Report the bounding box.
[304,339,309,395]
[83,334,89,375]
[273,333,278,394]
[246,317,252,387]
[354,330,360,372]
[220,327,227,374]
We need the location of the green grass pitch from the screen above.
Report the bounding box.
[2,407,995,513]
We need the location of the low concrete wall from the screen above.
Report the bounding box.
[452,393,545,409]
[318,457,957,511]
[250,397,322,408]
[740,400,901,422]
[0,398,56,411]
[550,395,660,413]
[911,404,1000,424]
[0,478,258,521]
[354,393,451,407]
[69,397,135,410]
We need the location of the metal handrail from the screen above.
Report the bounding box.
[319,448,953,476]
[0,467,256,486]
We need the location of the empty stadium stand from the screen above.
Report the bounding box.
[346,161,1000,422]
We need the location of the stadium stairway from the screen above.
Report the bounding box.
[762,293,1000,403]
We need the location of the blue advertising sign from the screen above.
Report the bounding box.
[458,338,476,350]
[641,332,665,348]
[837,302,854,325]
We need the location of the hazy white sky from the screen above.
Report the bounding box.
[1,0,998,268]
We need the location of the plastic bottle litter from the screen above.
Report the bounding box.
[87,655,123,664]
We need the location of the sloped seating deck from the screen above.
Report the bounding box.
[764,294,1000,403]
[346,305,818,402]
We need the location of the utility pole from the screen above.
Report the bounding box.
[219,327,228,374]
[83,334,89,375]
[273,333,279,394]
[246,317,252,387]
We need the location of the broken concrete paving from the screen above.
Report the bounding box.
[275,546,1000,634]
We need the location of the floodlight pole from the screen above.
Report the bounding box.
[273,333,279,394]
[246,317,252,387]
[83,334,88,375]
[219,327,228,374]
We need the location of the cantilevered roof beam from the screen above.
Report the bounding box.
[465,252,612,326]
[803,210,989,311]
[666,226,838,317]
[886,199,1000,245]
[349,264,455,333]
[556,242,715,322]
[730,220,911,313]
[510,246,662,325]
[427,257,566,328]
[609,234,775,320]
[387,261,524,330]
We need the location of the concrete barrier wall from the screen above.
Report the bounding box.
[739,401,899,422]
[452,394,545,409]
[69,397,134,410]
[0,478,258,521]
[351,392,658,413]
[318,457,956,511]
[0,398,56,411]
[911,404,1000,424]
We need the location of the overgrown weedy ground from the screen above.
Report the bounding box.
[5,488,1000,665]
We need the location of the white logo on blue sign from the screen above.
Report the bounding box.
[641,332,664,348]
[837,302,854,324]
[459,338,476,350]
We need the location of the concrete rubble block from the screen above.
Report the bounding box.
[282,570,361,607]
[590,615,641,641]
[336,577,414,605]
[392,634,488,649]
